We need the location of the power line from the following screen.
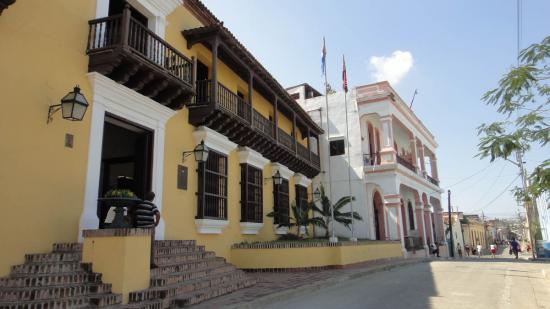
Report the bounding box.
[475,175,521,212]
[473,162,506,205]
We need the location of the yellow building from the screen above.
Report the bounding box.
[461,215,488,249]
[0,0,324,305]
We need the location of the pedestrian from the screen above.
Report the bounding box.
[430,243,440,258]
[465,244,471,256]
[476,244,483,258]
[509,238,520,260]
[457,243,463,258]
[490,243,497,258]
[134,191,161,267]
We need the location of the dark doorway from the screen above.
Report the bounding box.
[196,60,209,81]
[97,115,153,227]
[109,0,148,25]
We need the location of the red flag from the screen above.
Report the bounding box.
[342,55,348,92]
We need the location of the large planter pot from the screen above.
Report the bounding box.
[98,197,141,228]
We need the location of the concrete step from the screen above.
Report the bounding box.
[152,251,216,266]
[152,245,205,257]
[153,240,196,248]
[150,264,236,288]
[129,270,248,305]
[10,262,93,276]
[174,276,256,308]
[150,257,226,278]
[52,243,83,253]
[25,252,82,263]
[118,299,164,309]
[0,293,121,309]
[0,283,112,301]
[0,272,103,288]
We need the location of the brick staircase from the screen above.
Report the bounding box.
[0,240,255,308]
[0,243,122,308]
[127,240,256,308]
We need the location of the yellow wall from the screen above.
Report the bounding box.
[0,0,96,275]
[0,1,315,277]
[231,242,403,269]
[82,231,151,304]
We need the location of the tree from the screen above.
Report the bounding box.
[267,201,325,238]
[309,185,363,238]
[477,36,550,207]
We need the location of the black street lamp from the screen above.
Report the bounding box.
[313,187,321,201]
[265,170,283,186]
[183,140,209,163]
[47,85,89,123]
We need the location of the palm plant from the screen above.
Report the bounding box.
[267,201,323,237]
[310,185,363,238]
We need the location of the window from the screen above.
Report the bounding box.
[240,164,263,223]
[274,179,289,225]
[290,93,300,100]
[407,201,415,230]
[197,150,227,219]
[295,185,308,211]
[329,139,345,156]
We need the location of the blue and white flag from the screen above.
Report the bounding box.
[321,37,327,76]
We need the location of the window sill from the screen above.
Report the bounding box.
[194,219,229,234]
[240,222,264,235]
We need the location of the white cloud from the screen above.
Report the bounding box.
[369,50,414,85]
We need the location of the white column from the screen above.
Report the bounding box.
[431,157,439,180]
[397,204,407,256]
[417,202,429,252]
[379,116,396,164]
[418,145,426,176]
[425,207,435,246]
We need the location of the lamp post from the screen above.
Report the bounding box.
[182,140,209,163]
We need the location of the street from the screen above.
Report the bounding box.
[262,257,550,309]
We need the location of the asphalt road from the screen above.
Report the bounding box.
[262,258,550,309]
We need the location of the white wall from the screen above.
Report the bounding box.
[298,87,372,239]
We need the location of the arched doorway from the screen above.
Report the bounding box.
[373,191,385,240]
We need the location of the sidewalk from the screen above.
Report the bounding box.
[190,257,430,309]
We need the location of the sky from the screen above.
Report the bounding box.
[201,0,550,218]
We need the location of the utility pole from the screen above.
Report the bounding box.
[516,150,537,259]
[447,190,454,258]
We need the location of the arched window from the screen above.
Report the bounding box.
[407,201,415,230]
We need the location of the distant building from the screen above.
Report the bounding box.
[288,81,445,256]
[443,212,466,256]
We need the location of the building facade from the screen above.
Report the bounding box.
[443,212,466,256]
[462,215,489,249]
[288,81,445,255]
[0,0,323,278]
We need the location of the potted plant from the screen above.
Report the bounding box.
[98,189,140,228]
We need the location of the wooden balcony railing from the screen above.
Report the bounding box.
[252,110,274,139]
[311,153,320,168]
[277,129,295,152]
[193,80,251,123]
[297,143,310,161]
[396,154,417,173]
[427,175,440,187]
[87,14,193,86]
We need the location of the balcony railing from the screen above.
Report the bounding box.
[87,14,193,86]
[404,236,424,251]
[396,154,416,173]
[252,110,274,139]
[311,153,320,168]
[297,143,310,161]
[427,175,440,186]
[363,152,380,166]
[277,129,295,152]
[194,80,251,123]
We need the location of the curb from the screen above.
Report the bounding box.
[226,258,430,309]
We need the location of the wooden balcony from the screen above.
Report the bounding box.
[86,8,194,110]
[396,154,417,173]
[189,80,320,178]
[427,175,440,187]
[0,0,15,15]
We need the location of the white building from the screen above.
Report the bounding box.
[287,81,445,256]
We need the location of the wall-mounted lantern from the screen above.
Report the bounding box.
[47,85,89,124]
[265,170,283,186]
[313,187,321,201]
[183,140,209,163]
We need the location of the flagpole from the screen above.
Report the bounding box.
[342,55,356,242]
[322,38,337,243]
